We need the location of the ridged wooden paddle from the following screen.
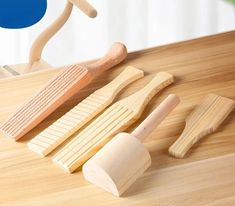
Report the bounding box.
[83,94,180,197]
[0,43,127,140]
[53,72,174,173]
[27,66,144,156]
[169,94,235,158]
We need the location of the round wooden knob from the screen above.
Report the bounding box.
[83,132,151,196]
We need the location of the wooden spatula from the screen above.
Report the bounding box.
[53,72,174,173]
[83,94,180,197]
[0,43,127,141]
[169,94,235,158]
[27,66,144,156]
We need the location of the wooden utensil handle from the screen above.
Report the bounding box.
[98,66,144,98]
[86,42,127,77]
[168,128,208,158]
[131,94,180,142]
[121,72,174,113]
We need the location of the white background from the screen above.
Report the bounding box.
[0,0,235,67]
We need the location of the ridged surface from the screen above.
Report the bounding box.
[169,94,235,158]
[0,65,87,139]
[53,72,174,173]
[53,103,135,173]
[28,92,109,156]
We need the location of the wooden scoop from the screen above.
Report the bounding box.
[27,66,144,156]
[53,72,174,173]
[169,94,235,158]
[83,94,180,197]
[0,43,127,141]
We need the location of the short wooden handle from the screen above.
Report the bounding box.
[69,0,97,18]
[120,72,174,113]
[131,94,180,142]
[168,128,207,158]
[99,66,144,98]
[86,42,127,77]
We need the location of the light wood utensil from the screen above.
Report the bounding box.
[0,43,127,141]
[0,0,97,78]
[27,66,144,156]
[83,94,180,197]
[169,94,235,158]
[53,72,174,173]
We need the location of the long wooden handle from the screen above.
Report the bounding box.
[131,94,180,142]
[86,42,127,77]
[98,66,144,99]
[29,0,97,67]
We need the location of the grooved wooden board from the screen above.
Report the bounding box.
[0,31,235,206]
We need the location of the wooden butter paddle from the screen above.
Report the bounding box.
[0,43,127,140]
[27,66,144,156]
[169,94,235,158]
[53,72,174,173]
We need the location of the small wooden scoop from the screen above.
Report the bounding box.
[83,94,180,197]
[169,94,235,158]
[0,43,127,141]
[53,72,174,173]
[27,66,144,156]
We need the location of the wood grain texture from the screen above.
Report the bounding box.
[0,31,235,205]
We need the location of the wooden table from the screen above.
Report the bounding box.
[0,31,235,206]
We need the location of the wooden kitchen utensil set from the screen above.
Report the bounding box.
[53,72,174,173]
[1,43,127,141]
[1,0,235,195]
[1,51,234,196]
[28,66,144,156]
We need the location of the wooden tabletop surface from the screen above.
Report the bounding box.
[0,31,235,206]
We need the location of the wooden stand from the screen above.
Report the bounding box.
[0,0,97,78]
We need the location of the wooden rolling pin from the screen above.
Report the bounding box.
[53,72,174,173]
[0,43,127,140]
[28,67,144,156]
[169,94,235,158]
[83,94,180,197]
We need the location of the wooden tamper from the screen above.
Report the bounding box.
[83,94,180,196]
